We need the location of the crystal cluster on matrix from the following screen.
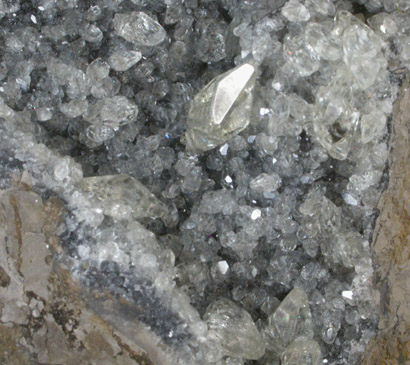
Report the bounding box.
[0,0,408,364]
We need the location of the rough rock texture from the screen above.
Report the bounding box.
[361,78,410,364]
[0,176,162,365]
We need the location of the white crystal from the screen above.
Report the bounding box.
[251,209,261,220]
[342,290,354,300]
[217,260,229,275]
[113,12,166,46]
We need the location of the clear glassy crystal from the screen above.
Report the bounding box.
[263,288,314,354]
[281,337,323,365]
[204,299,265,360]
[77,174,168,221]
[113,12,166,46]
[185,63,256,154]
[109,50,142,71]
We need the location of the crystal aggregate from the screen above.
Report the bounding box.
[0,0,409,363]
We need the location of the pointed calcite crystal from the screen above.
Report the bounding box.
[185,63,256,154]
[263,288,314,355]
[204,299,265,360]
[77,174,168,221]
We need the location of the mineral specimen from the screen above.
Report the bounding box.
[0,0,406,363]
[185,63,257,154]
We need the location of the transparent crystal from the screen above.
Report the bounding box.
[307,0,335,15]
[305,23,343,61]
[108,50,142,72]
[283,34,320,77]
[281,337,322,365]
[36,107,53,122]
[86,124,115,144]
[185,63,256,154]
[368,12,398,37]
[85,96,138,128]
[250,173,282,193]
[360,111,387,143]
[59,100,88,118]
[81,24,103,43]
[263,288,314,354]
[281,0,310,23]
[204,299,265,360]
[342,23,384,90]
[313,69,360,160]
[113,12,166,46]
[77,174,168,221]
[336,231,367,269]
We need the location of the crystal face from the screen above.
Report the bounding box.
[263,288,314,354]
[113,12,166,46]
[77,175,168,221]
[185,63,256,154]
[281,337,322,365]
[204,299,265,360]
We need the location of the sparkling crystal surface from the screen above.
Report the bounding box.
[77,174,168,221]
[281,337,322,365]
[186,63,256,154]
[0,0,403,363]
[204,299,265,360]
[263,288,314,354]
[114,12,166,46]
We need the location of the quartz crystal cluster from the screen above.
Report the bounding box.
[0,0,408,364]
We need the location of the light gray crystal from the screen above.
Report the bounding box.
[77,174,168,221]
[204,299,265,360]
[113,12,166,46]
[108,50,142,71]
[250,173,282,193]
[185,63,256,154]
[281,0,310,23]
[85,96,138,128]
[281,337,323,365]
[263,288,314,354]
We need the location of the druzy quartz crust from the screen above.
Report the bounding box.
[0,0,409,363]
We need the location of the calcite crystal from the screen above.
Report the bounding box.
[113,12,166,46]
[77,174,168,221]
[263,288,314,354]
[204,299,265,360]
[281,337,322,365]
[185,63,257,154]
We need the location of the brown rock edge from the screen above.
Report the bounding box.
[361,76,410,364]
[0,180,166,364]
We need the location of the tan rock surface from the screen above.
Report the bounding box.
[362,77,410,364]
